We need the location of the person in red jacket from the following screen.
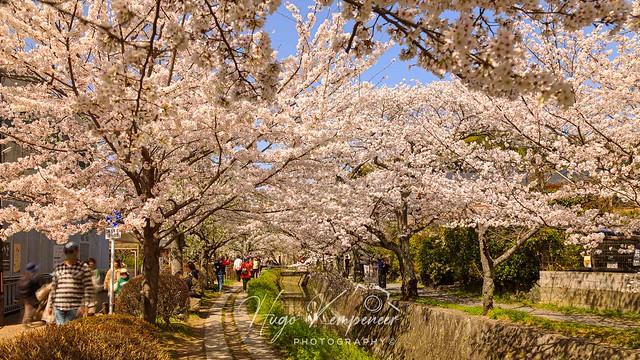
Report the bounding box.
[240,258,253,291]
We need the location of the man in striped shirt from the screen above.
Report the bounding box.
[47,241,93,325]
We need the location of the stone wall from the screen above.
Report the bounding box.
[539,271,640,312]
[306,272,640,360]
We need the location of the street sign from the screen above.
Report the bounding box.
[105,227,121,240]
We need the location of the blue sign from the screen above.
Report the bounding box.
[106,210,123,227]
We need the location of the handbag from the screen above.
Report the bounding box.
[36,283,51,302]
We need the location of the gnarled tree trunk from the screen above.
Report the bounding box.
[142,222,160,324]
[170,231,184,275]
[477,224,541,315]
[365,225,419,300]
[380,237,418,300]
[477,224,495,315]
[398,235,419,299]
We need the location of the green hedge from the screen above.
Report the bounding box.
[0,314,170,360]
[247,270,376,360]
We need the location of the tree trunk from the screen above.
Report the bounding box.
[381,237,419,300]
[398,236,418,299]
[477,225,495,315]
[170,231,184,275]
[142,224,160,324]
[352,247,359,282]
[0,240,4,326]
[481,269,495,315]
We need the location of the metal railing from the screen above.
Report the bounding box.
[3,276,20,314]
[3,274,52,315]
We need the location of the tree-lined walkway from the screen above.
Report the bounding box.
[205,284,280,360]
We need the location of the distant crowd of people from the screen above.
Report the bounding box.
[213,256,261,292]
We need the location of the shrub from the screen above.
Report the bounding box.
[417,227,481,287]
[116,273,189,324]
[490,228,580,292]
[0,314,170,360]
[417,227,581,292]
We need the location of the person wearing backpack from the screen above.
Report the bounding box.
[214,257,231,292]
[240,258,253,291]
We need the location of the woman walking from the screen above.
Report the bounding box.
[240,258,253,291]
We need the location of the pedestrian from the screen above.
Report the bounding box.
[186,262,202,298]
[377,257,389,289]
[104,259,124,294]
[214,256,231,292]
[114,268,130,295]
[18,262,40,326]
[240,257,253,291]
[251,257,260,278]
[233,256,242,282]
[85,258,104,315]
[344,255,351,278]
[47,241,93,325]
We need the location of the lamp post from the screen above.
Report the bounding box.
[105,211,122,314]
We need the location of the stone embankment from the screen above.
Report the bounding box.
[306,272,640,360]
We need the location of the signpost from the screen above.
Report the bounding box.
[105,211,122,314]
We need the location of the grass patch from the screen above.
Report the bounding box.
[445,289,640,323]
[159,319,195,337]
[416,298,640,349]
[488,308,640,349]
[528,303,640,322]
[416,298,485,316]
[247,270,377,360]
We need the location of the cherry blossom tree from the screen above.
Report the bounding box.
[402,20,640,309]
[276,80,600,308]
[445,22,640,245]
[397,80,606,313]
[321,0,637,104]
[0,1,382,322]
[0,0,636,323]
[185,216,235,268]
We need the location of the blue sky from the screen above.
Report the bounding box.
[264,1,440,86]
